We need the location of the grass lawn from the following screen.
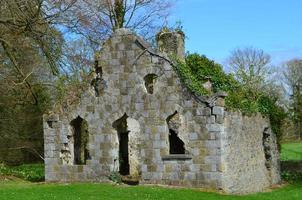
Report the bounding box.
[281,142,302,161]
[0,180,301,200]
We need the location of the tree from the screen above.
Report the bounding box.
[283,59,302,140]
[50,0,174,105]
[0,0,65,164]
[0,0,173,164]
[54,0,173,47]
[227,47,272,99]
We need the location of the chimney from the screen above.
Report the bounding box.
[156,29,185,61]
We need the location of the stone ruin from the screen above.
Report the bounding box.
[43,28,280,194]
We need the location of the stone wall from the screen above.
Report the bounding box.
[221,112,280,194]
[44,29,226,188]
[44,28,280,194]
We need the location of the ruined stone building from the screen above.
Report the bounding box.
[44,28,280,194]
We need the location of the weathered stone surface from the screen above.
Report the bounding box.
[212,106,224,116]
[43,29,280,194]
[221,112,281,194]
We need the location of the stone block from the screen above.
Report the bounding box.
[157,164,164,172]
[163,164,173,173]
[191,148,200,156]
[212,106,224,116]
[184,172,196,180]
[207,116,216,124]
[189,132,199,140]
[170,172,179,180]
[206,124,223,132]
[190,164,200,172]
[208,132,216,140]
[86,105,95,112]
[203,107,212,115]
[151,172,162,180]
[118,43,125,51]
[142,172,152,180]
[142,164,148,173]
[148,164,157,172]
[126,50,135,58]
[153,140,166,149]
[216,115,224,124]
[216,98,225,107]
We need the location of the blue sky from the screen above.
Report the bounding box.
[170,0,302,66]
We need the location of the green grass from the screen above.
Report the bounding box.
[0,163,44,182]
[0,181,301,200]
[281,142,302,161]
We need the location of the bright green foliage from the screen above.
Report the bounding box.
[0,164,44,182]
[258,95,287,138]
[173,58,208,96]
[174,53,286,138]
[184,54,238,94]
[174,54,238,96]
[0,181,302,200]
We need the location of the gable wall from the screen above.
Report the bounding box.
[43,29,280,193]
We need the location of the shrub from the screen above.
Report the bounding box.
[108,171,122,184]
[281,171,302,183]
[0,163,44,182]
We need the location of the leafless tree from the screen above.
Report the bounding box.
[52,0,173,47]
[228,47,272,96]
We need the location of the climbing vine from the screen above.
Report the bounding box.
[173,53,286,139]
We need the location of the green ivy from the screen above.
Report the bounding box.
[173,59,208,96]
[173,53,286,138]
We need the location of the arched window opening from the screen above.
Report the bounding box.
[113,114,130,175]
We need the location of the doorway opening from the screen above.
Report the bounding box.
[113,114,130,175]
[112,114,141,179]
[70,116,90,165]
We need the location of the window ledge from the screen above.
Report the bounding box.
[162,154,192,161]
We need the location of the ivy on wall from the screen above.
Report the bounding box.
[173,53,286,138]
